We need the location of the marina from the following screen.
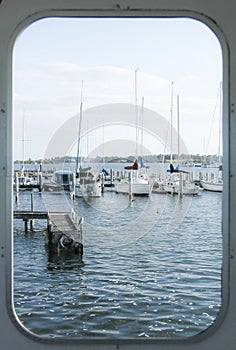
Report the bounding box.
[13,162,222,339]
[1,2,235,350]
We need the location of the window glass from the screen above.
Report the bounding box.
[13,17,223,339]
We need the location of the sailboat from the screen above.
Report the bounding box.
[164,166,200,195]
[200,83,223,192]
[115,159,152,195]
[200,168,223,192]
[115,70,152,196]
[14,113,38,189]
[163,92,200,195]
[75,82,102,198]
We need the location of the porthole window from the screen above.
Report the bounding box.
[13,17,223,339]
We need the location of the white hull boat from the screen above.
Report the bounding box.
[164,181,200,195]
[164,173,200,195]
[200,179,223,192]
[43,171,75,193]
[200,164,223,192]
[75,167,101,198]
[115,179,152,195]
[75,182,102,198]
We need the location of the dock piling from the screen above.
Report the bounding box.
[15,173,19,203]
[129,172,133,202]
[30,192,34,230]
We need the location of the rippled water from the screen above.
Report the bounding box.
[13,169,222,339]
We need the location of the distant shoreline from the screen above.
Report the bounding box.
[14,153,222,166]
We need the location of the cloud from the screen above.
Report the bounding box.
[13,64,220,159]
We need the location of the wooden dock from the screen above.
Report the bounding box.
[14,211,49,221]
[48,212,82,244]
[14,210,83,254]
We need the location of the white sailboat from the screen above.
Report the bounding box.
[115,159,152,195]
[200,170,223,192]
[164,169,200,195]
[14,113,38,189]
[201,174,223,192]
[75,82,101,198]
[115,70,152,196]
[75,166,102,198]
[200,83,223,192]
[163,92,200,196]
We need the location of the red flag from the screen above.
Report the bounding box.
[125,159,138,170]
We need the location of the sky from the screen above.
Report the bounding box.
[13,17,223,160]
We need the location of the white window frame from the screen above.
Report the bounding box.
[0,1,232,350]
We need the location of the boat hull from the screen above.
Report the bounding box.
[200,180,223,192]
[75,183,102,198]
[115,181,152,195]
[164,184,199,195]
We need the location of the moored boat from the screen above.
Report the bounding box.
[200,178,223,192]
[163,163,200,195]
[75,167,101,198]
[115,159,152,195]
[43,170,75,193]
[164,175,200,195]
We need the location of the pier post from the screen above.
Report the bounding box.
[129,171,133,202]
[30,192,34,231]
[47,217,52,245]
[38,172,43,192]
[71,172,75,200]
[31,192,34,211]
[15,172,19,203]
[110,169,113,186]
[101,172,104,193]
[30,220,34,231]
[24,219,28,233]
[179,172,183,198]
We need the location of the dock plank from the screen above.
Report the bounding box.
[14,211,49,220]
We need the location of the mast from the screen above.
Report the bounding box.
[135,68,138,159]
[170,81,174,164]
[22,112,26,166]
[76,81,83,173]
[177,94,180,166]
[141,97,144,159]
[218,81,222,164]
[21,111,31,168]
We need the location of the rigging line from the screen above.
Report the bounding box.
[218,81,223,160]
[76,80,84,173]
[177,94,180,165]
[170,81,174,164]
[140,97,144,158]
[163,81,174,163]
[162,103,171,163]
[135,68,139,158]
[136,97,144,150]
[205,83,221,155]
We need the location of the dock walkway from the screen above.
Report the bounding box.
[14,211,48,220]
[14,210,81,234]
[48,212,82,243]
[13,210,83,254]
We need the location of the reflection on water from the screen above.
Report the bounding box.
[46,247,85,271]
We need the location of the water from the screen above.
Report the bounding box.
[13,165,222,339]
